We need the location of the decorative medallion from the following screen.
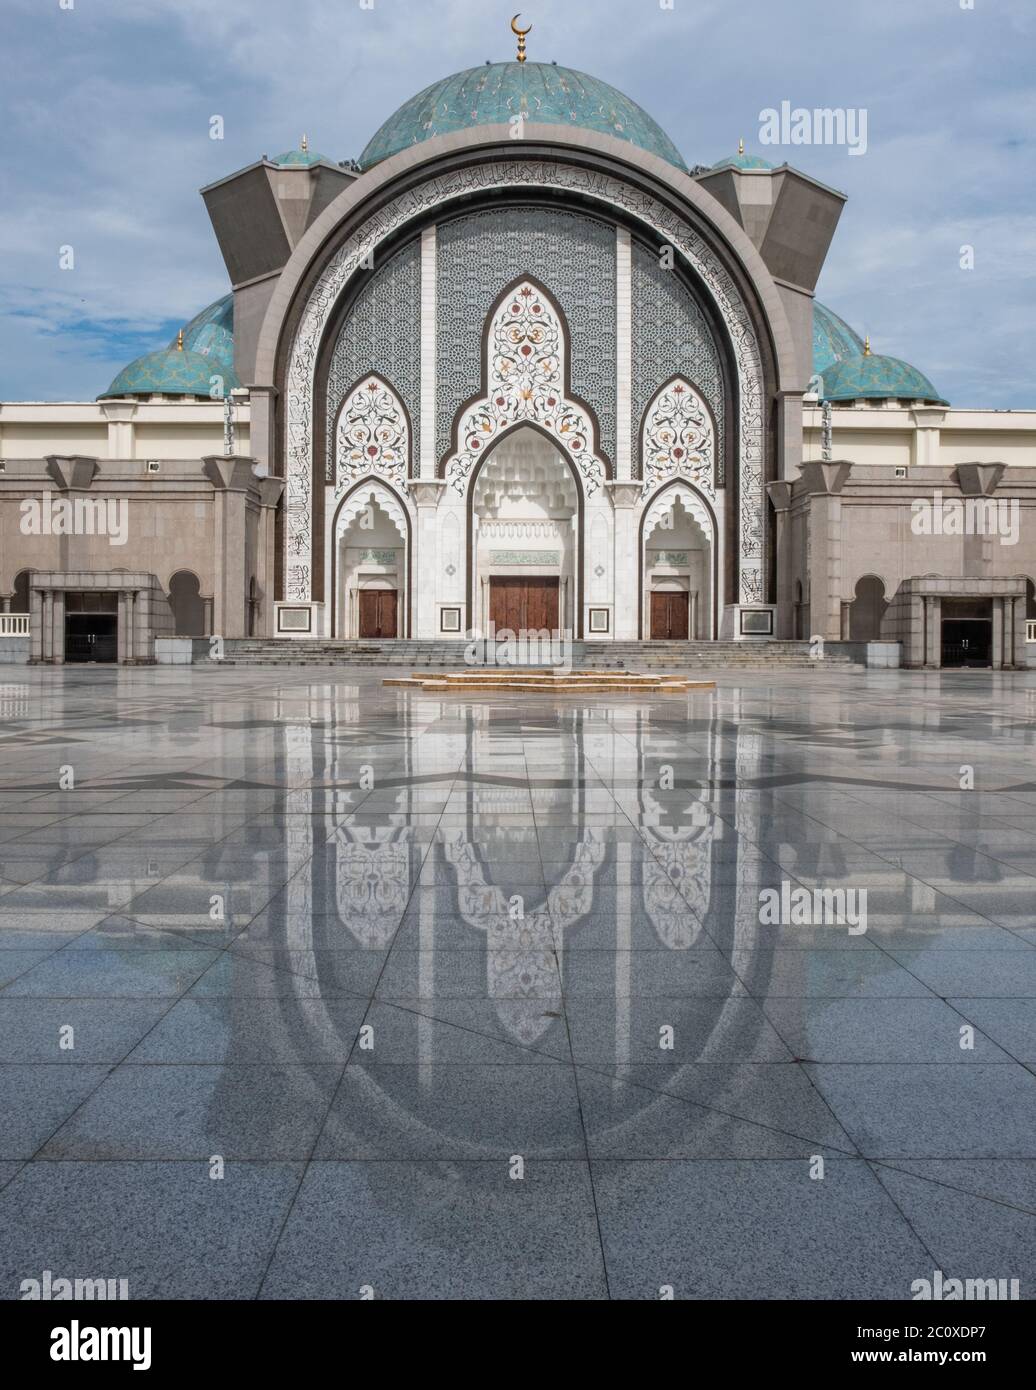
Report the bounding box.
[443,281,606,499]
[335,377,409,497]
[642,377,715,497]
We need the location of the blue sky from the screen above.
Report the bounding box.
[1,0,1033,406]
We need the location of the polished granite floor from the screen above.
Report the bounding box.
[1,662,1035,1300]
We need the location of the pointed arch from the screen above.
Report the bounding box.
[332,478,410,542]
[331,478,412,637]
[642,480,715,546]
[639,480,719,639]
[640,375,716,497]
[440,277,609,500]
[333,372,412,498]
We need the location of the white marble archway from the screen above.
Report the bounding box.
[330,481,411,637]
[281,159,766,616]
[641,481,719,639]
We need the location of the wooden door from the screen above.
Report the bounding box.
[358,590,398,638]
[489,577,560,632]
[650,591,689,640]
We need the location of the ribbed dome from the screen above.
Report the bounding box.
[821,352,947,405]
[100,294,240,399]
[358,61,687,172]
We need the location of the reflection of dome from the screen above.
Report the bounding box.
[822,351,947,405]
[359,61,687,171]
[100,294,239,399]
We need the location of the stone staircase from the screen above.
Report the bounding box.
[218,638,865,671]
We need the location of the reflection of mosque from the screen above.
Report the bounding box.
[202,689,786,1152]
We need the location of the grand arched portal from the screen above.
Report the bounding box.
[471,426,578,636]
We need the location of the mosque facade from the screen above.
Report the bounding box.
[2,39,1035,669]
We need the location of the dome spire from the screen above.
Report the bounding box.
[864,335,871,357]
[176,329,184,352]
[738,138,744,156]
[301,133,308,152]
[510,13,532,63]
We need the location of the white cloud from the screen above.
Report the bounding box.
[1,0,1033,405]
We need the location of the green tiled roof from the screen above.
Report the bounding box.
[821,352,947,405]
[358,61,687,172]
[170,294,235,373]
[271,147,333,167]
[100,294,239,399]
[812,302,866,375]
[710,150,773,171]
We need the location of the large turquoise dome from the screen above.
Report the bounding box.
[812,302,866,376]
[821,352,946,405]
[100,293,239,399]
[358,61,687,172]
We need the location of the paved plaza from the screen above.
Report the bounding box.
[0,663,1034,1300]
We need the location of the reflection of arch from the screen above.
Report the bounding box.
[168,570,205,636]
[639,375,716,496]
[466,422,585,637]
[849,573,888,641]
[639,481,719,638]
[441,277,608,501]
[333,826,415,949]
[441,828,607,1045]
[330,478,412,637]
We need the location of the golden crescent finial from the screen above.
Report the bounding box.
[510,13,532,62]
[738,138,745,156]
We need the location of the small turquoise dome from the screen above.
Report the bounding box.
[101,294,240,399]
[711,150,773,171]
[359,61,687,172]
[270,145,333,167]
[821,351,947,405]
[812,302,866,376]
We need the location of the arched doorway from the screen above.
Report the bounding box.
[640,486,716,639]
[849,574,888,640]
[168,570,205,636]
[332,482,410,638]
[470,425,579,636]
[11,570,32,613]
